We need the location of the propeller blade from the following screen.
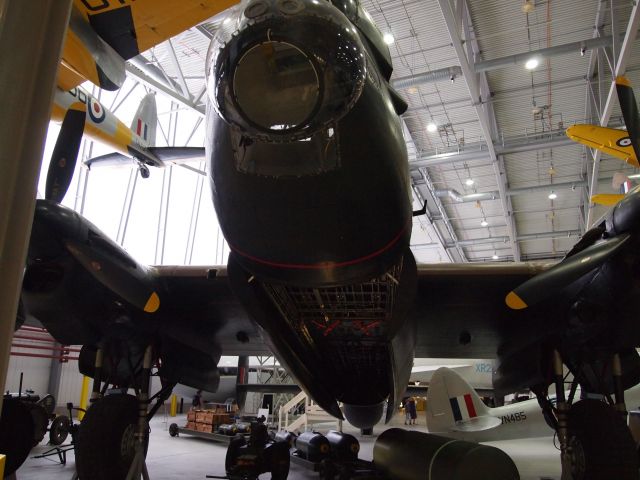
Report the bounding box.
[506,233,631,310]
[45,104,86,203]
[615,76,640,162]
[64,239,160,313]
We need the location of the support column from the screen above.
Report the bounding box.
[0,0,72,416]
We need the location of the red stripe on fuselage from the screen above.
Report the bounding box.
[464,393,477,418]
[229,220,410,270]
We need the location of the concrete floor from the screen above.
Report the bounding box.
[14,411,561,479]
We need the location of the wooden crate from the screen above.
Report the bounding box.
[186,421,196,430]
[212,413,231,425]
[203,411,214,425]
[187,411,196,422]
[196,423,214,433]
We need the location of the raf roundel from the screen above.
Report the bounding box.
[616,137,632,147]
[88,98,106,123]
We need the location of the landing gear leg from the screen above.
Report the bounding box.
[75,344,161,480]
[537,350,639,480]
[91,347,104,402]
[125,345,153,480]
[612,353,628,419]
[553,350,572,480]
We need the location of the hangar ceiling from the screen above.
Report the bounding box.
[102,0,640,265]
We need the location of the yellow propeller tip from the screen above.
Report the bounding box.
[506,291,527,310]
[616,76,631,87]
[70,102,87,113]
[144,292,160,313]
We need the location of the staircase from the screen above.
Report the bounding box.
[278,391,342,432]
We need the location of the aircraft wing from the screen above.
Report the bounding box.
[151,265,270,357]
[74,0,237,60]
[413,262,550,359]
[591,193,625,206]
[59,0,239,90]
[566,124,638,167]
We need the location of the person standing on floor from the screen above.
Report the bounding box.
[192,389,202,410]
[406,396,417,425]
[403,397,411,425]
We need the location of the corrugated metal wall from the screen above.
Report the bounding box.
[4,348,52,395]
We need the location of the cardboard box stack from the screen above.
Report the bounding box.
[185,407,233,433]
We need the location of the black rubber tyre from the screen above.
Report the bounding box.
[266,441,291,480]
[49,415,71,446]
[169,423,179,437]
[225,434,246,473]
[0,400,35,477]
[75,394,148,480]
[567,399,638,480]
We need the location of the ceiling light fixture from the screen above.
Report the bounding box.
[525,58,539,70]
[465,178,475,186]
[521,0,535,13]
[427,123,438,133]
[383,33,395,45]
[548,191,557,200]
[492,253,499,260]
[480,219,489,227]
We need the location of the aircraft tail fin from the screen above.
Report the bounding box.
[427,367,500,433]
[131,93,157,147]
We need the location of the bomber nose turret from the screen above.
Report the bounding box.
[207,0,366,142]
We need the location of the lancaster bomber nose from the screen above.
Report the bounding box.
[208,0,366,142]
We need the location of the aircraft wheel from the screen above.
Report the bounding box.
[75,394,147,480]
[0,400,35,477]
[139,164,150,179]
[225,434,246,473]
[567,399,638,480]
[266,441,290,480]
[49,415,71,446]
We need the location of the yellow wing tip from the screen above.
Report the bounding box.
[591,194,625,206]
[565,124,581,140]
[565,124,596,142]
[506,291,527,310]
[616,76,631,87]
[144,292,160,313]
